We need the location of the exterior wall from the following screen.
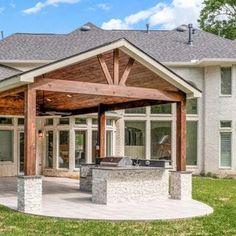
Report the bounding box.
[204,65,236,176]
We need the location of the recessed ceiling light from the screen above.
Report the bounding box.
[46,98,52,102]
[67,94,72,98]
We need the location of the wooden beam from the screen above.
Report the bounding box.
[24,86,37,176]
[31,79,183,102]
[98,104,106,158]
[176,98,186,172]
[47,100,172,116]
[113,49,119,85]
[0,85,26,98]
[119,58,135,86]
[97,54,113,85]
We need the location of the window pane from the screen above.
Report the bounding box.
[220,132,231,167]
[125,121,145,158]
[92,119,98,125]
[45,131,53,168]
[187,99,198,114]
[75,118,87,125]
[125,107,146,114]
[151,121,171,160]
[75,131,86,167]
[0,118,13,125]
[106,131,113,156]
[19,132,24,172]
[151,104,172,114]
[18,118,24,125]
[45,118,53,126]
[59,131,69,168]
[187,121,198,165]
[106,119,112,126]
[92,131,98,163]
[220,121,231,128]
[0,130,13,161]
[59,118,69,125]
[221,67,232,95]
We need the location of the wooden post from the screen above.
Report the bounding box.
[113,49,119,85]
[98,104,106,158]
[176,97,186,172]
[24,86,36,176]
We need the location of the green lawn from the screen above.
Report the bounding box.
[1,177,236,236]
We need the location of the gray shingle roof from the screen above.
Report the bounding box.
[0,65,21,81]
[0,22,235,63]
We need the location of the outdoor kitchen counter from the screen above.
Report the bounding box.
[91,166,170,205]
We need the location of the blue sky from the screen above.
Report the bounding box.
[0,0,203,37]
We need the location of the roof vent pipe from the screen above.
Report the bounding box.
[146,23,150,33]
[188,24,193,46]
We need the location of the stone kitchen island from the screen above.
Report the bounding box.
[92,166,170,205]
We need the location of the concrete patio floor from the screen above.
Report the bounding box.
[0,177,213,220]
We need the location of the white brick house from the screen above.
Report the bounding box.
[0,23,235,177]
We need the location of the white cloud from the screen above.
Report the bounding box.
[97,3,110,11]
[10,3,16,8]
[23,0,80,14]
[102,0,203,30]
[0,7,4,14]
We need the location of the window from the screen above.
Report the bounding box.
[59,131,69,168]
[0,130,13,162]
[91,130,113,162]
[0,118,13,125]
[18,118,24,125]
[106,130,113,156]
[59,118,69,125]
[45,131,53,168]
[187,98,198,114]
[151,104,172,114]
[75,131,86,167]
[220,132,231,167]
[125,107,146,114]
[106,119,112,126]
[45,118,53,126]
[151,121,171,160]
[125,121,145,158]
[75,118,87,125]
[221,67,232,95]
[92,119,98,125]
[220,121,232,128]
[187,121,198,165]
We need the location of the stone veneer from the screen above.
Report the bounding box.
[43,169,80,178]
[80,164,96,192]
[17,176,42,213]
[170,171,192,200]
[92,167,169,205]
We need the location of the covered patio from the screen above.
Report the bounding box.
[0,177,213,220]
[0,38,205,218]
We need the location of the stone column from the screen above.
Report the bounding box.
[17,176,42,213]
[170,171,192,200]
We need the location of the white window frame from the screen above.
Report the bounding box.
[219,130,232,169]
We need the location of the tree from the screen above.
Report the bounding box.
[198,0,236,40]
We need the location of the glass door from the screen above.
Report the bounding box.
[75,130,86,168]
[18,131,24,174]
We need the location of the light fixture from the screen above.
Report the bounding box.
[67,94,72,98]
[46,98,52,102]
[38,130,43,138]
